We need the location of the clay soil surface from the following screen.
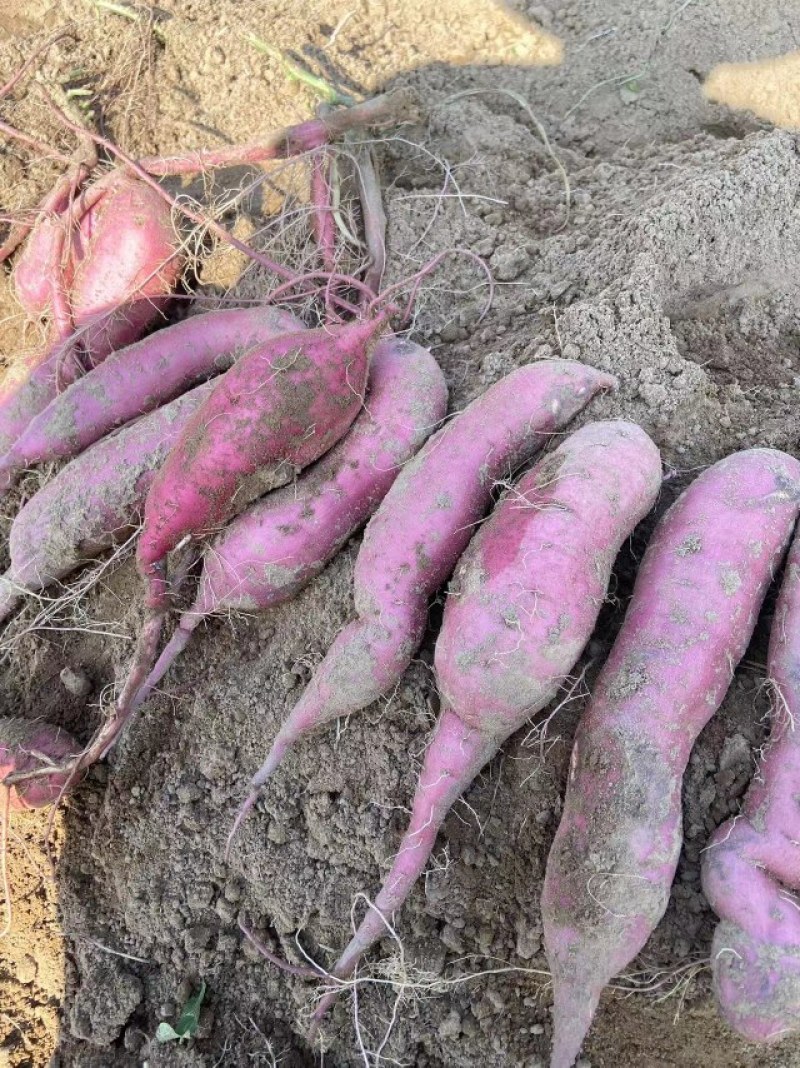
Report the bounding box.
[1,1,800,1066]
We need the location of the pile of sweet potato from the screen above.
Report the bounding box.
[2,38,800,1068]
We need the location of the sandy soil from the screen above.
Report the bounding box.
[1,1,800,1066]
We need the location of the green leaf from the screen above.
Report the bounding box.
[174,980,206,1040]
[155,981,207,1044]
[155,1022,181,1043]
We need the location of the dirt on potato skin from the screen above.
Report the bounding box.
[2,1,800,1066]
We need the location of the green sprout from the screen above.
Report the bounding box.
[244,33,356,106]
[155,981,207,1044]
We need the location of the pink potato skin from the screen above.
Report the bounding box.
[66,174,182,358]
[541,448,800,1068]
[0,717,80,810]
[137,315,388,576]
[13,172,180,339]
[13,213,67,319]
[702,531,800,1044]
[192,336,448,616]
[2,173,183,454]
[241,359,617,793]
[133,337,449,705]
[311,421,662,1018]
[0,380,214,625]
[0,306,302,489]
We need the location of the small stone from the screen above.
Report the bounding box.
[187,883,214,910]
[515,918,541,960]
[177,783,201,804]
[486,988,505,1012]
[16,954,37,985]
[530,1022,545,1035]
[60,666,92,697]
[718,733,750,773]
[223,880,243,903]
[440,923,465,954]
[181,802,210,832]
[438,1008,462,1039]
[216,932,237,955]
[184,925,213,953]
[267,821,288,845]
[461,845,478,866]
[492,247,529,281]
[215,897,237,924]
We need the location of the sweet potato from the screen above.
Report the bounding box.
[13,171,180,342]
[702,530,800,1044]
[79,313,391,770]
[137,314,390,589]
[1,172,183,455]
[541,448,800,1068]
[306,420,662,1027]
[235,360,616,821]
[0,380,214,626]
[132,337,448,713]
[0,716,79,811]
[0,306,303,491]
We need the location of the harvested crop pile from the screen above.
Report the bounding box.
[2,2,800,1067]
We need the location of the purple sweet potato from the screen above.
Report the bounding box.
[136,314,390,588]
[0,716,80,811]
[307,420,662,1028]
[1,172,183,454]
[702,530,800,1044]
[235,360,616,817]
[81,314,391,770]
[541,448,800,1068]
[0,305,303,490]
[133,337,448,711]
[13,171,181,342]
[0,380,214,626]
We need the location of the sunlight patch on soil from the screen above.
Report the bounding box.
[704,50,800,129]
[0,809,66,1067]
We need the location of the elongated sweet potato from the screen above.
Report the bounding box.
[702,531,800,1044]
[234,360,616,823]
[81,313,390,770]
[0,306,303,490]
[306,420,662,1028]
[541,448,800,1068]
[0,380,214,626]
[137,314,390,587]
[133,337,448,712]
